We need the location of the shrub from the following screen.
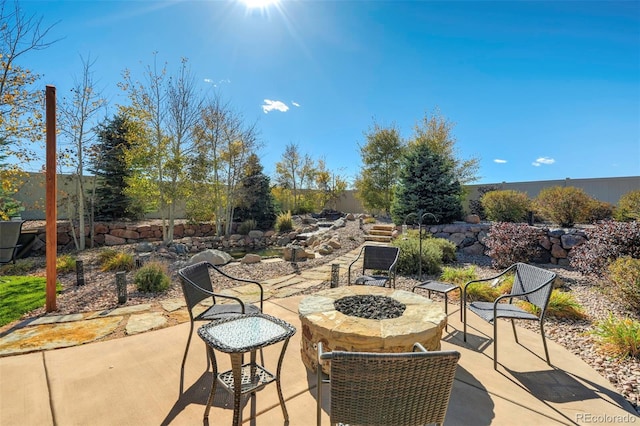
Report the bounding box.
[585,199,614,223]
[100,251,134,272]
[363,217,377,224]
[484,222,544,269]
[440,265,478,286]
[469,185,500,219]
[393,234,454,276]
[519,289,586,319]
[606,256,640,312]
[464,281,502,302]
[590,313,640,358]
[480,190,531,223]
[615,190,640,222]
[134,262,170,293]
[275,211,293,232]
[238,219,257,235]
[56,254,76,273]
[98,248,118,264]
[533,186,593,227]
[570,221,640,276]
[0,259,35,275]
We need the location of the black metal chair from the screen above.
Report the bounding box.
[347,245,400,288]
[462,262,557,370]
[316,342,460,426]
[0,220,24,265]
[177,261,264,392]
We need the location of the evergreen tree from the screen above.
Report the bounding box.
[390,142,463,225]
[234,154,277,230]
[89,114,141,220]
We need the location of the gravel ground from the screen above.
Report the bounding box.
[11,218,640,414]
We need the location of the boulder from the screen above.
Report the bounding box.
[135,242,155,253]
[465,214,481,224]
[188,249,233,266]
[240,253,262,264]
[248,230,264,239]
[317,244,334,255]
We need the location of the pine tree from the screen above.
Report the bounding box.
[90,114,141,220]
[390,142,463,225]
[234,154,277,230]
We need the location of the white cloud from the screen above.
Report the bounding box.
[203,78,230,87]
[292,101,300,107]
[493,159,507,164]
[532,157,556,166]
[262,99,289,114]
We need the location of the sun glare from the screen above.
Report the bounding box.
[241,0,278,10]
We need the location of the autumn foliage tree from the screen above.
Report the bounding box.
[354,121,404,216]
[1,0,57,218]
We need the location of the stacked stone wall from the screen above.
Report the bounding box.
[27,219,589,266]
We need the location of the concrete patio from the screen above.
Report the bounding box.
[1,293,637,425]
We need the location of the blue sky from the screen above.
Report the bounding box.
[16,0,640,185]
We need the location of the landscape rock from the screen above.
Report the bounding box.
[188,249,233,266]
[240,253,262,264]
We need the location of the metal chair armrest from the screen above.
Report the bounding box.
[208,262,265,311]
[412,342,427,353]
[347,249,364,285]
[181,275,249,312]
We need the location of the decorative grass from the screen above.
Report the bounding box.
[56,254,77,273]
[518,289,586,320]
[100,251,134,272]
[590,313,640,359]
[0,276,61,327]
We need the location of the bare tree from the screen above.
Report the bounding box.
[120,55,202,243]
[58,54,107,250]
[192,94,259,236]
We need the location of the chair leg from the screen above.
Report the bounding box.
[493,319,498,370]
[511,319,519,343]
[540,321,551,365]
[180,321,195,394]
[316,366,323,426]
[462,294,467,342]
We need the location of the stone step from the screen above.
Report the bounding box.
[368,229,393,236]
[372,224,395,231]
[364,235,392,243]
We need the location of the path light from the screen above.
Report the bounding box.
[116,271,127,304]
[76,260,85,286]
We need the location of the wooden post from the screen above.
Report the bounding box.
[46,85,57,312]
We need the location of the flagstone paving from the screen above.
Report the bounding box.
[0,247,366,357]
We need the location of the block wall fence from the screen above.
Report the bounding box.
[12,173,640,220]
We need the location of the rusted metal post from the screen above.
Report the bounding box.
[45,85,57,312]
[331,264,340,288]
[116,272,127,304]
[76,260,85,286]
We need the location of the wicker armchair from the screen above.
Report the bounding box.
[316,342,460,426]
[0,220,23,265]
[347,245,400,288]
[177,261,264,392]
[462,262,557,370]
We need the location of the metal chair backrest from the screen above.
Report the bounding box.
[178,261,216,310]
[322,347,460,425]
[510,263,556,314]
[361,245,399,272]
[0,221,23,264]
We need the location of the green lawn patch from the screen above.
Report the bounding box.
[0,276,61,327]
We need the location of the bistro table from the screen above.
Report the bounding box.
[197,313,296,426]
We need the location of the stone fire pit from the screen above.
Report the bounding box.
[298,286,447,373]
